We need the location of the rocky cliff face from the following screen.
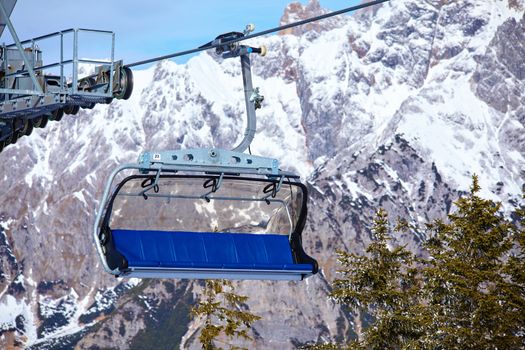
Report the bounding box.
[1,0,524,348]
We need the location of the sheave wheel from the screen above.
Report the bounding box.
[114,66,133,100]
[19,119,34,137]
[9,130,18,145]
[63,104,80,115]
[50,108,64,121]
[33,115,49,128]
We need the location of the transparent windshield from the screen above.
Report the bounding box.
[107,176,305,236]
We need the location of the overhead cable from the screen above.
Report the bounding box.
[126,0,390,68]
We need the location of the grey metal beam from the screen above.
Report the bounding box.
[0,0,43,94]
[231,53,256,153]
[0,0,16,38]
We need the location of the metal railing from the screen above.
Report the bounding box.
[0,28,115,98]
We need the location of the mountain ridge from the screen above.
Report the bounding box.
[0,0,524,348]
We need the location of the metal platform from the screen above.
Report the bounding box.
[0,28,118,119]
[0,0,133,152]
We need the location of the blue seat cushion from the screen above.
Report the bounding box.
[111,229,313,272]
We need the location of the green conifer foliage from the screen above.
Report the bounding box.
[421,175,522,349]
[308,176,524,349]
[192,280,261,350]
[330,209,423,350]
[505,194,525,339]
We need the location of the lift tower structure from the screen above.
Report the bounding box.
[0,0,133,152]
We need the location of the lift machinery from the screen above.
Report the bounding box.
[0,0,133,152]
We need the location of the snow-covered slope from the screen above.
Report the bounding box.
[0,0,524,348]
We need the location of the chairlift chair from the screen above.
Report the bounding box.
[93,26,318,280]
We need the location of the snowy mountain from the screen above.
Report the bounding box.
[1,0,524,348]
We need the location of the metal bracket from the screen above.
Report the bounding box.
[199,25,266,153]
[262,175,285,204]
[250,87,264,110]
[201,172,224,202]
[230,52,257,152]
[243,24,255,36]
[138,148,280,175]
[139,169,161,199]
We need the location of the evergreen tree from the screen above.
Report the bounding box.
[505,195,525,340]
[329,209,424,349]
[192,280,261,350]
[308,176,525,349]
[421,176,522,349]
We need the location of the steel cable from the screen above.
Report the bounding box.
[125,0,390,68]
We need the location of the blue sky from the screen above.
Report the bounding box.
[4,0,360,67]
